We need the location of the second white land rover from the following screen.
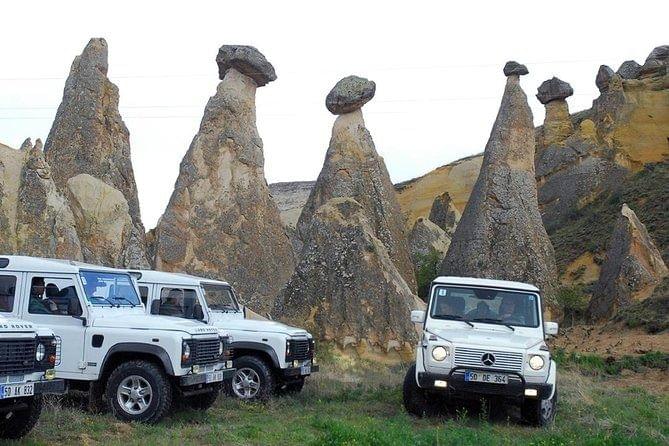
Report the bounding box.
[404,276,559,426]
[130,269,319,401]
[1,255,235,424]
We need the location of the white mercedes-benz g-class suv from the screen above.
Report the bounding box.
[404,276,559,426]
[0,310,66,439]
[130,269,318,401]
[0,256,234,424]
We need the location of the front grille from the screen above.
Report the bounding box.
[288,339,312,361]
[454,347,523,372]
[192,338,221,365]
[0,339,37,375]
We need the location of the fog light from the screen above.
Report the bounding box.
[524,388,538,397]
[434,380,447,388]
[45,369,56,380]
[192,365,200,374]
[292,360,299,368]
[225,361,233,369]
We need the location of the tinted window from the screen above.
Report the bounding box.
[0,275,16,312]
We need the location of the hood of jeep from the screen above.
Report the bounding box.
[92,313,220,336]
[431,327,542,350]
[208,315,309,337]
[0,315,36,334]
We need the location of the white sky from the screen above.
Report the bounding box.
[1,1,667,229]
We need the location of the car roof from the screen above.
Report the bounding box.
[432,276,540,293]
[0,255,128,275]
[128,269,230,287]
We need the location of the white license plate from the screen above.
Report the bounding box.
[464,371,508,384]
[205,371,224,384]
[0,382,34,399]
[300,364,311,375]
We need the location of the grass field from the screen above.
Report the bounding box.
[10,352,669,446]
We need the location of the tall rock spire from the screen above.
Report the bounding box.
[536,77,574,146]
[440,63,559,315]
[44,38,148,267]
[153,45,295,314]
[297,75,416,290]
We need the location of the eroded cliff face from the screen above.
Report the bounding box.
[43,38,149,268]
[153,46,294,314]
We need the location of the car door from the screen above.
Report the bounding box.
[20,273,88,379]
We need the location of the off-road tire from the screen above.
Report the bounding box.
[522,388,557,426]
[403,364,438,417]
[106,360,172,424]
[224,356,275,401]
[184,384,221,410]
[0,395,43,439]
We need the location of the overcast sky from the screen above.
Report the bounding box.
[1,1,667,228]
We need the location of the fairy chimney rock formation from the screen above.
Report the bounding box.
[275,198,421,356]
[588,204,668,320]
[409,217,451,267]
[440,63,559,315]
[617,60,642,80]
[297,75,416,289]
[537,77,574,146]
[153,45,295,314]
[428,191,460,236]
[639,45,669,78]
[43,38,148,267]
[595,65,615,93]
[15,139,83,260]
[503,61,528,76]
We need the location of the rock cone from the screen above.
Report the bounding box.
[44,38,148,267]
[409,218,451,285]
[440,67,559,315]
[275,198,421,355]
[297,78,415,290]
[428,191,460,236]
[588,204,668,320]
[153,46,294,314]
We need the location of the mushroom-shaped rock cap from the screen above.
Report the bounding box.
[595,65,615,93]
[536,77,574,104]
[503,61,528,76]
[617,60,641,80]
[325,75,376,115]
[645,45,669,64]
[216,45,277,87]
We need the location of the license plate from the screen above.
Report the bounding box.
[464,371,508,384]
[300,364,311,375]
[205,371,224,384]
[0,382,35,399]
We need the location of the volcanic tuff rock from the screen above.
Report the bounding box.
[639,45,669,77]
[275,198,421,355]
[503,61,528,76]
[325,75,376,115]
[617,60,641,80]
[297,81,415,290]
[216,45,277,87]
[440,68,559,314]
[596,65,615,93]
[588,204,668,320]
[409,217,451,266]
[43,38,148,268]
[536,77,574,104]
[153,47,294,314]
[428,191,460,236]
[537,77,574,146]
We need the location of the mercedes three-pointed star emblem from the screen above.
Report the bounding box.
[481,353,495,366]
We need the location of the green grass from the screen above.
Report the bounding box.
[554,349,669,376]
[11,358,669,446]
[613,278,669,333]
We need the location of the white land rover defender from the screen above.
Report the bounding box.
[404,276,559,426]
[0,311,66,439]
[0,256,234,424]
[130,269,318,401]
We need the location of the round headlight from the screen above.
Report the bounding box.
[431,346,449,361]
[182,341,191,360]
[529,355,545,370]
[219,340,224,356]
[36,343,46,362]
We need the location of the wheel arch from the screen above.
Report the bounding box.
[231,342,280,369]
[99,343,174,382]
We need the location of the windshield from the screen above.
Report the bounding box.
[430,285,540,328]
[80,271,141,306]
[202,284,239,312]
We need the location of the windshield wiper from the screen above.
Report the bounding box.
[433,314,474,328]
[470,318,515,331]
[93,297,117,308]
[112,296,136,307]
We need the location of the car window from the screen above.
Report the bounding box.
[0,275,17,313]
[79,271,141,306]
[28,276,82,316]
[201,284,239,311]
[157,287,201,319]
[138,286,149,306]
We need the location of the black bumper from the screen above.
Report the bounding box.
[179,368,235,386]
[282,363,320,378]
[34,378,67,395]
[418,367,552,400]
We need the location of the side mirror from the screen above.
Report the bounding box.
[150,300,160,315]
[67,296,83,317]
[544,321,558,336]
[411,310,426,323]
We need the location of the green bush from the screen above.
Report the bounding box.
[415,249,442,300]
[556,285,589,325]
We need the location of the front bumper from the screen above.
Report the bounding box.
[34,378,67,395]
[282,363,320,378]
[418,367,552,400]
[179,367,235,387]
